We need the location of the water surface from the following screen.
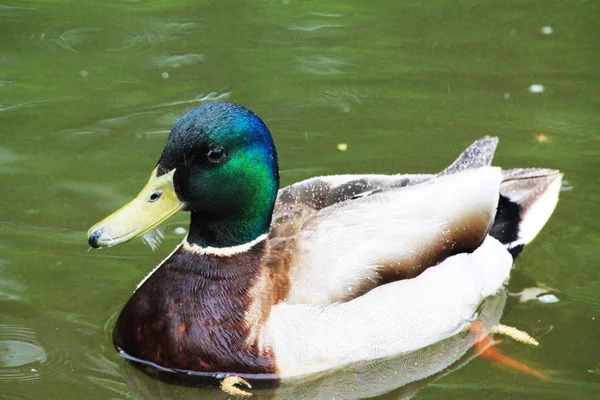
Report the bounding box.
[1,0,599,399]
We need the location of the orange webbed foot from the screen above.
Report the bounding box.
[469,321,548,381]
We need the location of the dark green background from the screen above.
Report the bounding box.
[1,0,598,398]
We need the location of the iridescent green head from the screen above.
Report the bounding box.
[159,103,279,247]
[88,103,279,249]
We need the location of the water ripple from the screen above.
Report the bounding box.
[54,92,230,138]
[27,18,201,53]
[151,91,231,109]
[319,87,367,113]
[151,54,204,69]
[0,325,46,382]
[289,12,345,32]
[53,27,105,52]
[288,23,344,32]
[0,322,89,384]
[0,96,77,113]
[0,391,32,400]
[28,22,104,52]
[296,55,350,75]
[115,18,201,52]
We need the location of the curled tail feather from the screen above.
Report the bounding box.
[491,168,563,260]
[440,137,562,261]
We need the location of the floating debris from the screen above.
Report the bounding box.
[535,133,549,143]
[174,227,187,235]
[528,84,545,94]
[537,294,559,304]
[337,143,348,152]
[560,180,573,192]
[541,26,553,35]
[221,376,253,397]
[510,286,552,303]
[490,324,539,347]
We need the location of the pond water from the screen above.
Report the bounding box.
[1,0,599,399]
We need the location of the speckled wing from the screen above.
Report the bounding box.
[270,136,499,246]
[267,138,503,306]
[269,172,434,245]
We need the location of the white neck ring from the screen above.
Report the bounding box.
[182,233,268,257]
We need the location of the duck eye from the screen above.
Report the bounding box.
[149,191,162,202]
[207,147,225,163]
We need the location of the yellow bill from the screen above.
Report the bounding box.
[87,168,184,248]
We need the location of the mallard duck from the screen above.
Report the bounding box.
[88,103,562,379]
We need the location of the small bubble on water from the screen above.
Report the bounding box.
[528,84,545,93]
[537,294,559,304]
[174,227,187,235]
[504,93,510,99]
[79,70,88,77]
[541,26,553,35]
[161,71,169,79]
[560,180,573,192]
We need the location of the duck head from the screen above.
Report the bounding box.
[87,103,279,249]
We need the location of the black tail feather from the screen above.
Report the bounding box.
[489,169,562,261]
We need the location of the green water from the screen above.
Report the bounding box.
[1,0,599,398]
